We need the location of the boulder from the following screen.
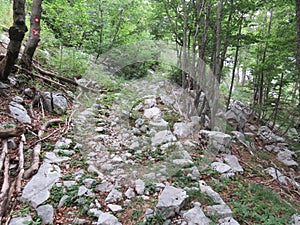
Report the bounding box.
[105,189,123,203]
[36,204,54,224]
[21,163,61,207]
[156,185,188,218]
[218,217,240,225]
[277,150,298,169]
[151,130,177,146]
[41,92,68,115]
[206,204,233,218]
[9,215,32,225]
[211,162,231,174]
[223,155,244,173]
[97,212,122,225]
[200,130,231,154]
[225,99,250,132]
[173,122,194,138]
[9,101,31,123]
[183,204,211,225]
[135,179,145,195]
[144,107,162,120]
[199,180,225,204]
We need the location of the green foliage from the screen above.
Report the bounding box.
[228,181,298,224]
[0,1,12,29]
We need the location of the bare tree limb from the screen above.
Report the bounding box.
[0,140,8,172]
[16,134,25,193]
[24,118,63,179]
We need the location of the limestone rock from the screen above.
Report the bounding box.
[211,162,231,174]
[223,155,243,173]
[173,122,194,138]
[151,130,177,146]
[144,107,162,120]
[125,188,136,199]
[9,215,32,225]
[55,137,73,149]
[135,179,145,195]
[97,212,122,225]
[218,217,240,225]
[277,150,298,169]
[37,204,54,224]
[156,185,188,218]
[292,214,300,225]
[183,204,211,225]
[200,130,231,154]
[21,163,61,207]
[107,204,122,212]
[41,92,68,115]
[265,167,290,185]
[199,180,225,204]
[9,101,31,123]
[206,204,233,218]
[105,189,123,203]
[44,152,70,164]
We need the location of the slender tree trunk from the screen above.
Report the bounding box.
[20,0,42,70]
[182,0,188,89]
[214,0,223,83]
[258,10,273,120]
[0,0,27,81]
[227,17,242,111]
[296,0,300,106]
[272,73,284,128]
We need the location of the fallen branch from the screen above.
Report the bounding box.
[0,155,10,220]
[0,140,8,173]
[33,63,105,93]
[28,128,61,148]
[16,134,25,193]
[24,118,63,179]
[16,65,68,89]
[0,126,25,139]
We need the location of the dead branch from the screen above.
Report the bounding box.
[33,63,105,93]
[0,140,8,172]
[0,126,25,139]
[24,118,63,179]
[16,135,25,193]
[29,128,61,148]
[0,156,10,219]
[16,65,68,89]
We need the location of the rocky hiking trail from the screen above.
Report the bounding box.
[0,72,300,225]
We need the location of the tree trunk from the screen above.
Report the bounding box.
[296,0,300,106]
[0,0,27,81]
[258,10,273,120]
[20,0,42,70]
[227,17,243,111]
[214,0,223,83]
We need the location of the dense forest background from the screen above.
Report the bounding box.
[1,0,300,130]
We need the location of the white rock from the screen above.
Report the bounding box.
[105,189,123,203]
[156,185,188,218]
[183,204,211,225]
[21,163,61,208]
[135,179,145,195]
[107,204,123,212]
[211,162,231,174]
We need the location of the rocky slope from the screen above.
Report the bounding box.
[1,72,300,225]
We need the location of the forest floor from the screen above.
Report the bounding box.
[0,67,300,225]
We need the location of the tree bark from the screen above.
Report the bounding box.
[0,0,27,81]
[214,0,223,83]
[20,0,42,70]
[296,0,300,106]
